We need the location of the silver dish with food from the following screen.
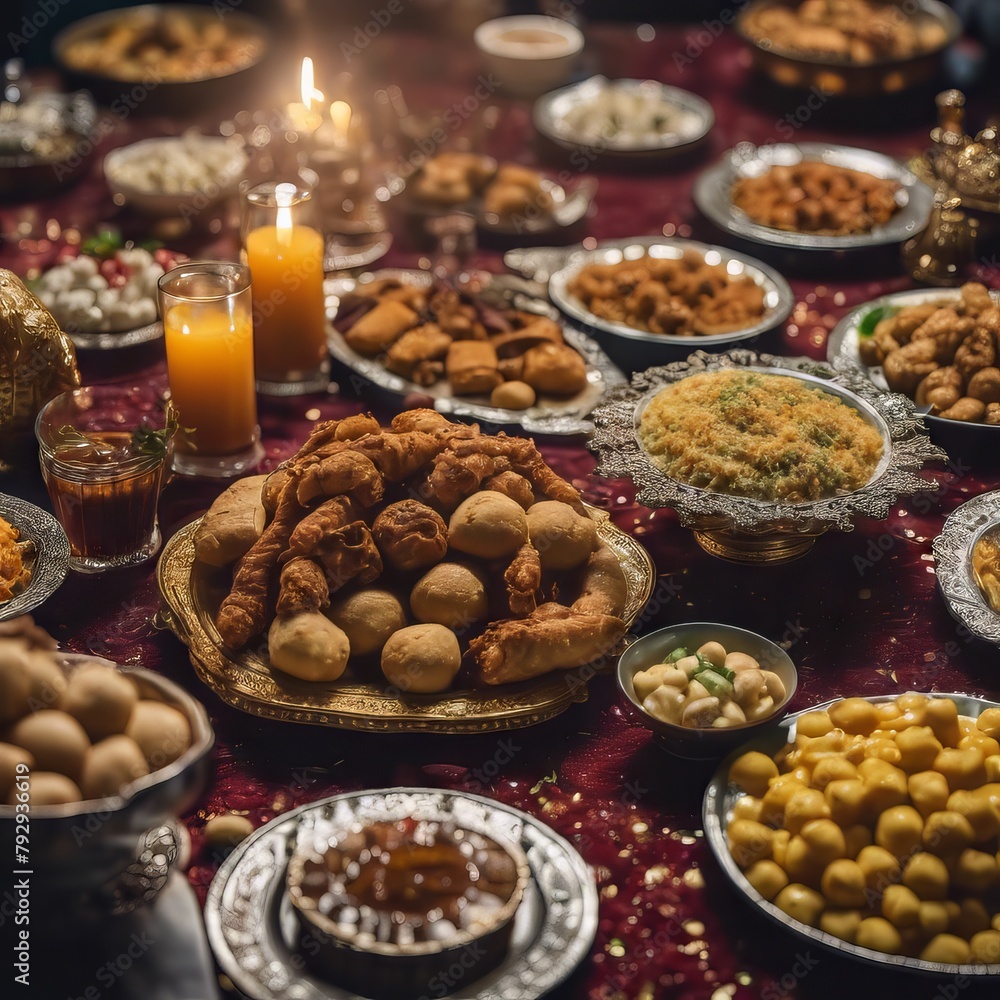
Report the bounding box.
[933,490,1000,647]
[205,788,599,1000]
[533,76,714,158]
[828,286,1000,461]
[694,142,934,251]
[703,692,1000,976]
[590,349,945,562]
[0,494,69,621]
[325,269,626,436]
[542,237,793,370]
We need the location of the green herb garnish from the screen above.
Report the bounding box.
[80,229,163,259]
[131,401,186,457]
[858,304,899,337]
[530,770,558,794]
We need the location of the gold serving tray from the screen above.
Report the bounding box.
[156,508,655,733]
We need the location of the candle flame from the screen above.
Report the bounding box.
[330,100,352,139]
[275,182,296,245]
[300,57,324,109]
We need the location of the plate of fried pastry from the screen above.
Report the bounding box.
[157,410,654,732]
[0,495,70,621]
[326,269,625,435]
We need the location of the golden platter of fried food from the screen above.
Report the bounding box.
[0,495,69,621]
[157,411,654,732]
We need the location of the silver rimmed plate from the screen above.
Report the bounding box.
[827,287,1000,459]
[694,142,934,250]
[205,788,599,1000]
[533,77,714,157]
[325,269,625,436]
[0,493,69,620]
[704,693,1000,976]
[546,237,793,356]
[69,320,163,351]
[933,490,1000,646]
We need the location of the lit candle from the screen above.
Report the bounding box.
[243,181,328,393]
[285,57,324,134]
[329,100,352,145]
[158,262,261,476]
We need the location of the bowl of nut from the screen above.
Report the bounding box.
[618,622,797,758]
[0,617,213,916]
[828,283,1000,465]
[705,690,1000,973]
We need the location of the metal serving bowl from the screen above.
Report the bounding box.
[591,349,946,563]
[618,622,797,759]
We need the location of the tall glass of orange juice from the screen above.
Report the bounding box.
[241,180,329,395]
[157,262,263,477]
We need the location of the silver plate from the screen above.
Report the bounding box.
[546,238,794,350]
[591,350,945,534]
[70,320,163,351]
[533,77,714,156]
[0,493,69,621]
[205,788,599,1000]
[933,490,1000,646]
[325,269,626,436]
[694,142,935,250]
[703,692,1000,977]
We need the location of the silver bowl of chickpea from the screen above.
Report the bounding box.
[704,691,1000,974]
[617,622,797,759]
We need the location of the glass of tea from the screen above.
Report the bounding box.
[34,385,175,573]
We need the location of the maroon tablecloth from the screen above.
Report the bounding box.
[4,20,1000,1000]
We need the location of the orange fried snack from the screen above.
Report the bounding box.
[275,557,329,616]
[372,500,447,572]
[0,516,31,602]
[504,543,541,617]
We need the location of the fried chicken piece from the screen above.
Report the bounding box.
[471,602,625,685]
[426,450,513,510]
[281,496,357,565]
[372,500,448,571]
[955,327,997,378]
[295,451,383,507]
[217,475,303,649]
[504,543,541,616]
[909,308,973,364]
[317,521,383,592]
[275,557,329,616]
[389,408,472,435]
[484,471,534,510]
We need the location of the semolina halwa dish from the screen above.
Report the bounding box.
[638,370,884,502]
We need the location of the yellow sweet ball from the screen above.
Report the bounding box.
[821,858,868,908]
[729,751,779,799]
[984,754,1000,781]
[743,859,789,901]
[825,779,867,827]
[921,810,976,857]
[857,845,902,892]
[948,788,1000,841]
[919,900,954,937]
[726,819,774,868]
[934,746,989,792]
[761,776,809,826]
[908,770,952,818]
[951,898,990,940]
[881,884,921,928]
[874,805,924,859]
[796,711,834,738]
[829,698,881,736]
[857,758,909,815]
[810,757,857,790]
[903,852,950,901]
[771,829,791,868]
[773,883,826,927]
[784,835,824,889]
[920,934,972,965]
[843,824,873,859]
[970,929,1000,964]
[894,726,943,774]
[959,733,1000,759]
[820,909,863,943]
[953,849,999,893]
[976,707,1000,740]
[923,698,962,748]
[783,788,830,834]
[800,819,848,867]
[855,916,903,955]
[732,795,764,822]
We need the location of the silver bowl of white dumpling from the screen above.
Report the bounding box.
[617,622,797,758]
[0,637,213,919]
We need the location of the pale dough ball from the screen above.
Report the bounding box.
[8,710,90,781]
[125,700,192,769]
[381,624,461,694]
[0,642,31,724]
[448,492,528,559]
[7,771,81,807]
[60,663,139,741]
[23,650,68,713]
[328,590,407,656]
[410,563,488,629]
[81,735,150,800]
[0,743,34,801]
[268,614,351,682]
[204,813,254,850]
[491,380,536,410]
[526,500,597,570]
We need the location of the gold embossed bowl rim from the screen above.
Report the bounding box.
[155,504,654,733]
